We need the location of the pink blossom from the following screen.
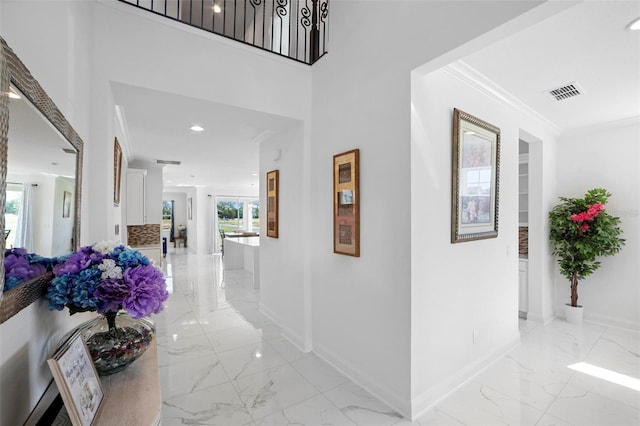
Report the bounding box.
[579,224,590,231]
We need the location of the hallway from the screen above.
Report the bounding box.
[155,251,640,425]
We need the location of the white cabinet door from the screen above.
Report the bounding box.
[518,259,528,314]
[126,169,146,225]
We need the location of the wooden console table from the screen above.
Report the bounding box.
[95,339,161,425]
[26,339,162,425]
[174,236,187,248]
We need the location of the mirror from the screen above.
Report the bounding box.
[0,37,84,323]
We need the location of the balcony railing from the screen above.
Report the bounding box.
[119,0,328,65]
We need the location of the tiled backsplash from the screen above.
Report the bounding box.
[127,224,161,246]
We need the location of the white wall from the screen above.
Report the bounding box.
[86,0,312,248]
[310,0,545,418]
[259,124,308,348]
[555,121,640,329]
[410,64,561,415]
[0,2,94,423]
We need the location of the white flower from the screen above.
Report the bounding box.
[99,259,123,280]
[92,240,119,254]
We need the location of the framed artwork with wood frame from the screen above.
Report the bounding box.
[333,149,360,256]
[47,331,104,425]
[113,137,122,206]
[451,108,500,243]
[266,170,279,238]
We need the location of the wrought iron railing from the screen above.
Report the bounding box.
[119,0,328,65]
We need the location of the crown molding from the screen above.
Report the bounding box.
[443,61,562,136]
[114,104,133,162]
[561,115,640,136]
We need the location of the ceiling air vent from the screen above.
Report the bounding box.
[157,160,181,166]
[545,82,584,101]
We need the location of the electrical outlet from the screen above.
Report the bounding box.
[473,329,479,344]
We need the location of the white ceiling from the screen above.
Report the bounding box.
[8,91,77,179]
[110,82,299,194]
[113,2,639,196]
[463,1,640,131]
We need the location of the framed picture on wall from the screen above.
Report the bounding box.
[113,137,123,206]
[451,108,500,243]
[63,191,72,218]
[47,331,104,426]
[187,197,192,220]
[333,149,360,257]
[266,170,279,238]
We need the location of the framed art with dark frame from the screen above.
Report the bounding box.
[451,108,500,243]
[113,137,122,206]
[266,170,279,238]
[47,331,104,425]
[333,149,360,256]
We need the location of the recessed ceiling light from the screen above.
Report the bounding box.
[213,4,222,13]
[190,125,205,132]
[627,17,640,31]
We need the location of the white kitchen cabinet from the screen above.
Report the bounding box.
[126,168,146,225]
[518,258,528,318]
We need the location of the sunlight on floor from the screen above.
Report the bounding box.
[568,362,640,391]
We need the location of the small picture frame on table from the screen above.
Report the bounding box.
[333,149,360,257]
[47,331,104,426]
[451,108,500,243]
[266,170,279,238]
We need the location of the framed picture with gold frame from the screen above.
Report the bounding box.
[333,149,360,257]
[266,170,279,238]
[47,331,104,426]
[113,137,123,206]
[451,108,500,243]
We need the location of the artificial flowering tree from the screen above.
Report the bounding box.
[549,188,624,307]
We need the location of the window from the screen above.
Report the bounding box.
[5,183,23,248]
[162,200,173,230]
[217,197,259,233]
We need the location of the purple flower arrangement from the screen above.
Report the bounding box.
[46,241,168,318]
[4,248,56,292]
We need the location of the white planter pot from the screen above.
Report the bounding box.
[564,304,584,324]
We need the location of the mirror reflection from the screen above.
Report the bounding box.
[6,85,77,257]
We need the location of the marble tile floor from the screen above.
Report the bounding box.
[155,252,640,425]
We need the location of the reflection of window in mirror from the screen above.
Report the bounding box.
[464,168,492,196]
[4,183,23,249]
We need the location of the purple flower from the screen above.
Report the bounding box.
[4,251,46,290]
[122,265,168,318]
[94,279,129,313]
[53,251,94,275]
[46,242,168,318]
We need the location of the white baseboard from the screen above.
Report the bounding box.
[259,302,311,353]
[312,340,411,418]
[527,311,554,325]
[554,306,640,331]
[410,332,521,420]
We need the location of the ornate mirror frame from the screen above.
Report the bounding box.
[0,37,84,323]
